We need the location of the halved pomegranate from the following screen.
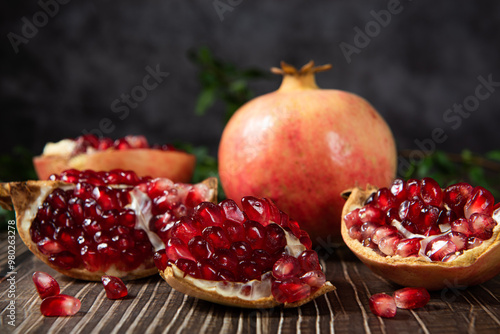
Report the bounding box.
[341,178,500,290]
[0,169,217,281]
[154,197,335,308]
[33,135,196,182]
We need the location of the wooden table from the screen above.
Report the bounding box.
[1,234,500,334]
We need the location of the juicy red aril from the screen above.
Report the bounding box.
[272,278,311,303]
[344,208,362,229]
[218,199,246,223]
[395,238,421,257]
[102,275,128,299]
[165,237,195,262]
[223,219,246,242]
[425,234,458,261]
[420,177,443,207]
[264,224,286,253]
[273,255,301,279]
[372,188,396,211]
[297,250,321,272]
[406,179,420,199]
[230,241,252,261]
[300,270,326,289]
[33,271,60,299]
[464,187,495,219]
[243,220,266,249]
[195,202,224,227]
[469,213,497,239]
[390,178,407,203]
[238,261,261,281]
[175,259,200,278]
[188,236,214,260]
[369,293,396,318]
[241,197,270,225]
[444,182,473,216]
[153,250,168,271]
[393,287,430,309]
[202,226,230,249]
[212,249,238,273]
[198,259,219,280]
[359,205,385,225]
[40,295,81,317]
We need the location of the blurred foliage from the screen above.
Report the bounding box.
[400,149,500,198]
[188,46,269,122]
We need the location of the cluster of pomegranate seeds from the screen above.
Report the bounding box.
[32,169,211,274]
[369,287,430,318]
[101,275,128,299]
[344,178,498,262]
[70,134,180,156]
[154,196,322,304]
[33,271,81,317]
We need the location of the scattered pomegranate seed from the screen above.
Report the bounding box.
[102,275,128,299]
[40,294,81,317]
[369,293,397,318]
[393,287,430,309]
[32,271,60,300]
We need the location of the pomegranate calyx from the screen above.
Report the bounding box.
[270,61,332,92]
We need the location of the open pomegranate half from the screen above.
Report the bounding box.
[0,169,216,281]
[153,197,335,308]
[33,135,196,182]
[341,178,500,290]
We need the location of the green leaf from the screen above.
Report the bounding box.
[486,150,500,162]
[195,88,217,116]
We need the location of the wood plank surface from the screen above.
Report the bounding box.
[1,235,500,334]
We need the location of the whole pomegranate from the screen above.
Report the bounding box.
[218,61,397,243]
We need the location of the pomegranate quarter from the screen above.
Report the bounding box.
[155,197,335,308]
[341,178,500,290]
[33,134,196,182]
[0,169,216,281]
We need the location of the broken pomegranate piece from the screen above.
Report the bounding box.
[393,287,430,309]
[33,134,196,182]
[102,275,128,299]
[341,178,500,290]
[40,294,81,317]
[0,169,217,281]
[369,293,396,318]
[32,271,60,299]
[156,196,334,308]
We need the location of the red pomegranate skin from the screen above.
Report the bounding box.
[218,63,397,243]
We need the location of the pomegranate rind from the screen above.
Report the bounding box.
[0,178,217,281]
[33,149,196,182]
[341,186,500,290]
[159,265,335,309]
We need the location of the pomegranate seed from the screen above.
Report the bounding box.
[263,224,286,254]
[238,261,261,281]
[218,199,246,223]
[299,230,313,250]
[395,238,422,257]
[467,237,483,249]
[348,225,362,241]
[165,237,195,262]
[241,197,270,225]
[251,249,273,272]
[175,259,200,278]
[300,270,326,288]
[171,217,202,244]
[202,226,230,249]
[425,235,457,261]
[359,205,385,225]
[449,232,467,251]
[464,186,494,219]
[223,219,246,242]
[373,188,397,211]
[451,218,472,236]
[102,275,128,299]
[273,255,301,279]
[40,295,81,317]
[469,213,497,239]
[443,182,474,217]
[360,221,380,241]
[393,287,430,309]
[369,293,396,318]
[230,241,252,261]
[212,249,238,273]
[437,210,457,226]
[390,178,407,203]
[297,250,321,272]
[198,259,219,280]
[371,225,398,244]
[154,250,168,270]
[420,177,443,207]
[344,208,362,229]
[217,269,236,282]
[32,272,60,299]
[188,236,214,260]
[243,220,266,249]
[378,235,401,256]
[195,202,224,227]
[272,278,311,303]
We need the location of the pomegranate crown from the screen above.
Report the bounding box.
[271,60,332,76]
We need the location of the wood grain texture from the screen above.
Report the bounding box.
[1,236,500,334]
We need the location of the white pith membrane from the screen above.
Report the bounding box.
[42,139,82,157]
[349,189,500,263]
[164,226,306,302]
[11,178,215,279]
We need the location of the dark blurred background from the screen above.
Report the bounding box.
[1,0,500,181]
